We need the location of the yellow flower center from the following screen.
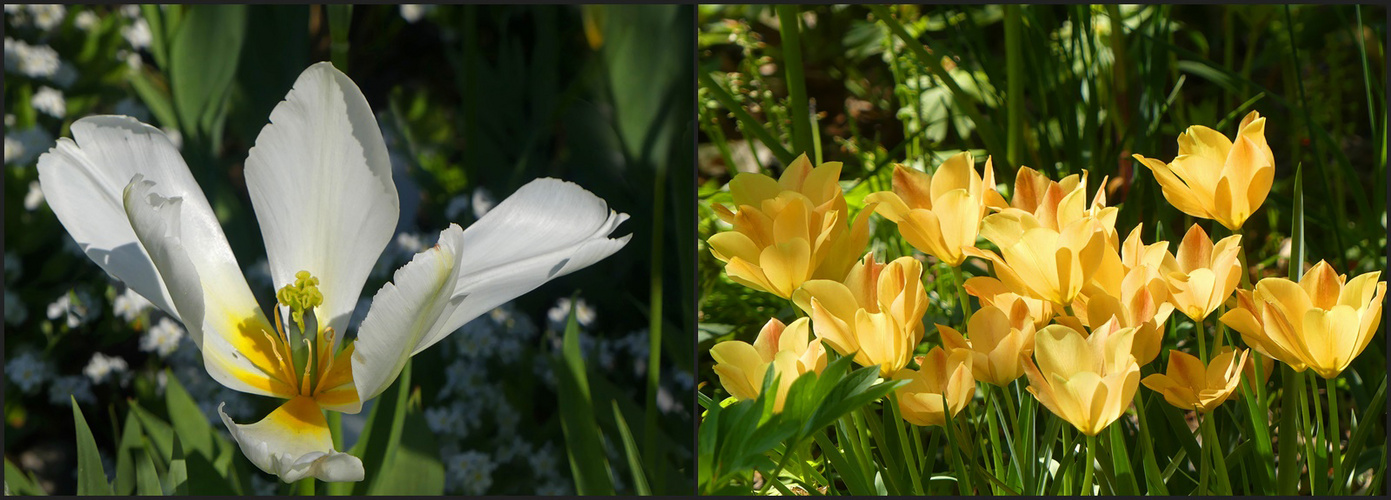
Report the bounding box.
[262,270,340,397]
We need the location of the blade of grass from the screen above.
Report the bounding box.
[556,298,616,495]
[1340,378,1385,490]
[611,401,652,495]
[1325,376,1343,494]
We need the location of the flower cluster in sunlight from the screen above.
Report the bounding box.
[703,105,1384,495]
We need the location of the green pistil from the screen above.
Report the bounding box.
[277,271,323,391]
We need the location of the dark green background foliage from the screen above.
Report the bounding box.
[5,4,693,495]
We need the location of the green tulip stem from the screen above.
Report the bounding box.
[951,265,973,322]
[296,478,314,496]
[1081,434,1096,496]
[1326,376,1342,494]
[1196,314,1208,363]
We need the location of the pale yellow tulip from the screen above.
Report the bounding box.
[1009,166,1119,241]
[1024,321,1141,436]
[1072,226,1176,365]
[891,347,976,427]
[1165,223,1242,321]
[1142,348,1248,412]
[709,317,827,412]
[792,254,927,376]
[963,276,1056,330]
[970,209,1109,307]
[1133,110,1275,230]
[864,151,1006,266]
[1219,261,1386,379]
[708,154,873,298]
[939,303,1037,386]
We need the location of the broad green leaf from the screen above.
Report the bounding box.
[135,448,162,495]
[113,411,144,495]
[365,410,445,495]
[72,398,114,495]
[165,433,188,495]
[555,298,616,495]
[163,374,213,461]
[129,402,173,464]
[167,5,247,144]
[351,360,411,495]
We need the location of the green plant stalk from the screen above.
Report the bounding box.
[1080,434,1096,496]
[979,386,1004,493]
[1131,394,1168,494]
[1294,368,1320,493]
[1197,419,1210,495]
[1201,410,1232,494]
[941,400,974,494]
[1283,6,1350,271]
[1004,5,1024,167]
[951,266,973,322]
[327,5,352,72]
[328,411,342,451]
[887,394,924,493]
[1104,421,1136,494]
[1307,371,1326,493]
[296,478,314,496]
[644,102,669,494]
[775,5,813,157]
[1196,315,1208,363]
[1325,376,1342,494]
[1275,366,1301,493]
[1238,355,1274,494]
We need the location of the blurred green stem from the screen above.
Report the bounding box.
[1325,376,1342,494]
[328,411,342,451]
[296,478,314,496]
[775,5,813,156]
[1004,5,1023,167]
[327,5,353,72]
[951,266,972,322]
[1200,410,1232,494]
[1081,434,1095,495]
[645,134,668,495]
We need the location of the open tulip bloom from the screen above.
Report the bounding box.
[36,62,630,482]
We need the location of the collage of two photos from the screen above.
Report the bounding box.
[3,3,1388,497]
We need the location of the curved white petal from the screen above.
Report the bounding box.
[124,178,288,397]
[36,116,226,322]
[349,225,463,407]
[245,61,398,336]
[422,178,631,354]
[219,398,364,483]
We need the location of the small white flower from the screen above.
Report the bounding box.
[7,126,53,167]
[74,10,99,31]
[4,38,60,78]
[27,5,65,31]
[162,127,182,150]
[49,375,96,405]
[31,86,66,118]
[118,49,142,70]
[4,114,13,127]
[444,451,495,495]
[140,317,186,357]
[424,404,465,437]
[547,296,596,329]
[5,351,51,393]
[4,290,27,325]
[121,18,152,50]
[494,435,531,463]
[471,187,495,218]
[112,287,152,323]
[83,353,129,384]
[119,5,140,18]
[528,442,561,480]
[47,289,98,328]
[399,5,433,24]
[24,180,45,211]
[394,231,425,255]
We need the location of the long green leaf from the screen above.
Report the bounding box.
[134,448,162,496]
[72,398,113,495]
[612,401,652,495]
[555,298,616,495]
[351,359,411,495]
[366,410,445,495]
[168,5,246,146]
[4,458,47,496]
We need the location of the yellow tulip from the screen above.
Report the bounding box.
[1009,166,1119,241]
[1214,346,1274,394]
[1072,226,1176,365]
[939,303,1037,386]
[891,347,976,427]
[792,254,927,376]
[1165,223,1242,321]
[1219,261,1386,379]
[1024,321,1141,436]
[970,208,1109,307]
[708,154,873,298]
[709,317,827,412]
[963,276,1056,330]
[1133,110,1275,230]
[864,151,1006,266]
[1141,348,1248,412]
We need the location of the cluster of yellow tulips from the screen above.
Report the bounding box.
[708,109,1385,440]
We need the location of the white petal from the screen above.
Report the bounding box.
[219,398,364,483]
[124,178,286,397]
[349,225,463,406]
[244,62,398,336]
[36,116,220,321]
[421,178,630,354]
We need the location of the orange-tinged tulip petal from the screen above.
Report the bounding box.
[710,317,827,412]
[794,255,927,376]
[868,151,1000,267]
[1134,110,1275,229]
[1167,224,1242,321]
[1024,322,1140,436]
[939,305,1036,386]
[1142,349,1247,412]
[893,348,975,427]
